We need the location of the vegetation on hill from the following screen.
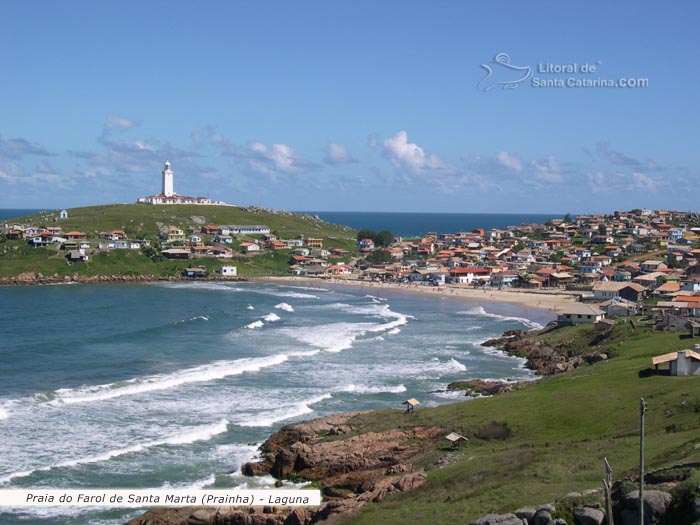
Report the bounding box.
[0,204,357,279]
[330,322,700,524]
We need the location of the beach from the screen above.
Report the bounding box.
[260,276,580,314]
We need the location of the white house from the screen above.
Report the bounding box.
[218,266,237,277]
[239,242,261,254]
[557,303,605,325]
[59,209,68,219]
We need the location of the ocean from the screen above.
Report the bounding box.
[0,281,553,525]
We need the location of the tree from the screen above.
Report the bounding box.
[356,229,375,242]
[564,212,572,223]
[375,230,394,247]
[365,249,394,265]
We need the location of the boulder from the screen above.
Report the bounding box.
[532,509,554,525]
[514,507,536,520]
[573,507,605,525]
[469,513,526,525]
[620,490,672,525]
[692,497,700,520]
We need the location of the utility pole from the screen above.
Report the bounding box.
[639,398,647,525]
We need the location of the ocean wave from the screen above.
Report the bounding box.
[246,305,255,310]
[387,328,401,335]
[0,419,229,485]
[336,383,407,394]
[277,284,330,292]
[0,405,8,420]
[246,320,265,329]
[262,313,281,323]
[235,393,331,427]
[458,306,543,330]
[174,315,209,325]
[45,353,295,405]
[274,302,294,312]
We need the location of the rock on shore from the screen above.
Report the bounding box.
[128,412,442,525]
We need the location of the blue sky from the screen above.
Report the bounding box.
[1,1,698,213]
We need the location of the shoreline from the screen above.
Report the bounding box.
[257,275,580,314]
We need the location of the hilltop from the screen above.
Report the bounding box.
[0,204,357,280]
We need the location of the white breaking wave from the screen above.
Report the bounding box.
[336,383,407,394]
[278,285,329,292]
[262,313,281,323]
[0,419,229,485]
[246,320,264,329]
[387,328,401,335]
[246,305,255,310]
[274,302,294,312]
[235,394,332,427]
[0,404,9,420]
[458,306,544,330]
[46,354,296,405]
[277,303,410,353]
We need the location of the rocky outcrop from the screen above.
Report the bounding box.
[132,413,441,525]
[447,379,525,397]
[480,330,607,376]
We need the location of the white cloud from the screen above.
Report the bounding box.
[382,131,450,175]
[586,171,607,193]
[631,171,657,191]
[530,155,562,183]
[104,114,140,134]
[497,151,523,172]
[0,134,53,159]
[323,142,356,165]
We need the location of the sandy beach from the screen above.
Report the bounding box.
[259,276,580,314]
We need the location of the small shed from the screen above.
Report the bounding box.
[59,209,68,219]
[402,398,420,413]
[445,432,469,449]
[182,266,207,278]
[218,265,237,277]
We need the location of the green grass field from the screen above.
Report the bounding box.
[0,204,357,278]
[337,323,700,524]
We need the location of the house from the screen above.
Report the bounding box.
[65,231,87,240]
[358,238,375,250]
[182,266,207,278]
[201,225,219,235]
[557,303,605,325]
[306,238,323,248]
[67,249,89,262]
[448,267,490,285]
[163,227,185,242]
[641,260,667,273]
[161,248,190,259]
[211,245,233,258]
[239,242,261,254]
[218,265,237,277]
[59,209,69,219]
[229,225,271,235]
[652,347,700,376]
[215,235,233,244]
[190,235,202,244]
[592,282,646,302]
[491,271,520,288]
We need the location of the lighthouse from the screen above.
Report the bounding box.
[162,161,174,196]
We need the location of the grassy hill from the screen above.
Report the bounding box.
[334,322,700,524]
[0,204,357,279]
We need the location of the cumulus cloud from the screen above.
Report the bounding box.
[323,142,356,165]
[0,134,53,159]
[496,151,523,172]
[382,130,450,175]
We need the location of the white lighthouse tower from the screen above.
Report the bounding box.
[162,161,174,196]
